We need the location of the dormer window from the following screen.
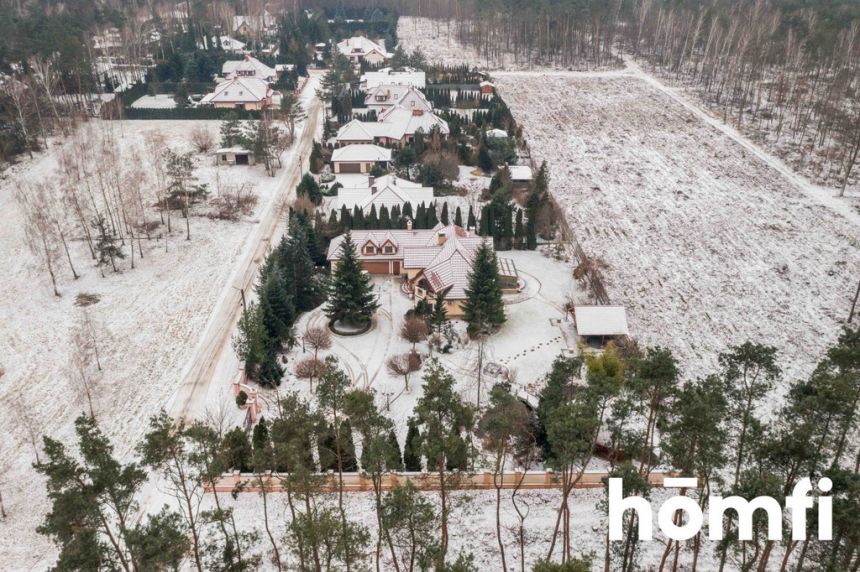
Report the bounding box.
[383,245,395,255]
[364,245,376,255]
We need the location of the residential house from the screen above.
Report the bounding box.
[337,36,390,65]
[327,224,518,316]
[335,175,434,213]
[335,105,450,147]
[364,85,432,115]
[360,67,426,90]
[330,144,392,174]
[222,54,278,82]
[200,76,273,110]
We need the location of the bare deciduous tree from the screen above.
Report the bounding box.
[386,353,421,391]
[16,185,61,296]
[400,315,429,353]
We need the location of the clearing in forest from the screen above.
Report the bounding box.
[494,72,860,387]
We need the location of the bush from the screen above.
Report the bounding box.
[190,126,215,153]
[236,390,248,407]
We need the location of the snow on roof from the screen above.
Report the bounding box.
[200,35,245,52]
[337,36,390,59]
[335,107,449,144]
[508,165,533,181]
[328,225,495,301]
[214,147,251,154]
[222,55,277,81]
[360,67,427,89]
[331,144,392,163]
[574,305,630,337]
[336,179,434,213]
[485,128,509,138]
[201,76,270,104]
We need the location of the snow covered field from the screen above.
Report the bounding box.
[494,71,860,388]
[0,75,318,566]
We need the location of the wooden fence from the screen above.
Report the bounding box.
[522,139,611,305]
[205,469,679,494]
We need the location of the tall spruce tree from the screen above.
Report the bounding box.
[514,208,525,249]
[403,418,422,471]
[462,241,506,336]
[467,205,476,231]
[454,206,463,227]
[325,231,379,328]
[440,202,449,225]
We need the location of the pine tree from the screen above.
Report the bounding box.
[220,114,242,147]
[386,429,404,471]
[526,216,537,250]
[259,270,295,346]
[467,205,476,231]
[454,206,463,227]
[415,203,426,229]
[403,419,422,471]
[279,221,321,312]
[379,204,391,229]
[429,291,449,333]
[479,205,492,236]
[325,230,379,328]
[499,206,513,250]
[427,203,439,227]
[259,349,284,387]
[367,204,379,229]
[440,202,449,225]
[514,208,525,249]
[233,302,270,379]
[339,205,351,230]
[402,202,413,223]
[462,241,506,336]
[340,419,359,472]
[353,206,364,230]
[92,213,124,275]
[252,417,270,456]
[477,143,493,173]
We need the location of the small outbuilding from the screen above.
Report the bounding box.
[508,165,533,182]
[214,147,255,166]
[573,305,629,348]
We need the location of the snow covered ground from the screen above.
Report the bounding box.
[0,76,319,568]
[252,248,584,446]
[493,70,860,390]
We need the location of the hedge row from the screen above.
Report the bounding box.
[121,107,262,120]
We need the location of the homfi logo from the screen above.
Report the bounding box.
[608,477,832,542]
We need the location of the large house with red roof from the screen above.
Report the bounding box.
[327,223,518,316]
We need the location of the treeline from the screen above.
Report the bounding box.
[233,213,326,387]
[532,327,860,571]
[397,0,860,192]
[34,356,488,571]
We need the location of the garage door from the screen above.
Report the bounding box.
[338,162,362,173]
[362,261,391,274]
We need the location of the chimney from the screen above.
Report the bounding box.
[412,109,423,116]
[391,176,397,186]
[371,186,378,194]
[368,175,375,187]
[437,230,447,246]
[406,219,413,231]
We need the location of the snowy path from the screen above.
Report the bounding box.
[165,75,322,423]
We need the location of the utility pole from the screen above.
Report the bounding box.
[233,285,247,314]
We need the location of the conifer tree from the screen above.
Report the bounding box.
[233,302,269,379]
[379,205,391,229]
[339,205,351,230]
[427,203,439,227]
[259,270,295,346]
[514,208,525,249]
[402,202,413,223]
[325,231,379,328]
[454,206,463,227]
[429,291,449,333]
[415,203,426,229]
[403,419,422,471]
[278,222,321,312]
[440,202,449,225]
[367,204,379,229]
[467,205,476,231]
[499,206,513,250]
[385,429,403,471]
[353,206,364,230]
[414,359,475,558]
[462,241,506,336]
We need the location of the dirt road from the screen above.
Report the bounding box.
[167,82,322,423]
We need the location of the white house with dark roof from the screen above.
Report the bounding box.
[327,224,517,316]
[330,144,392,174]
[337,36,390,65]
[335,175,434,214]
